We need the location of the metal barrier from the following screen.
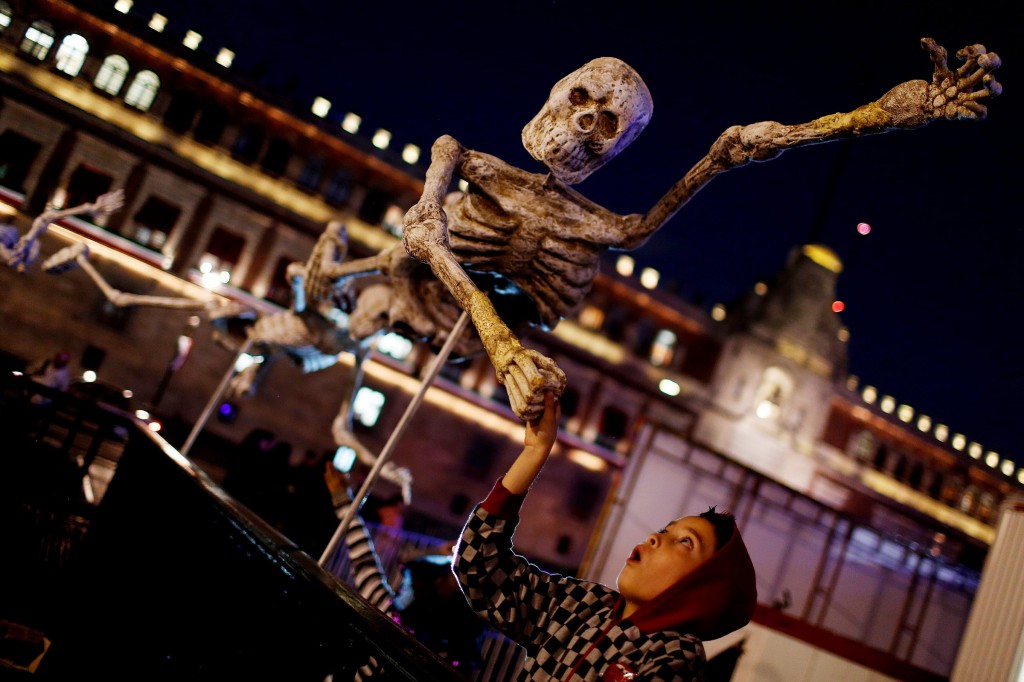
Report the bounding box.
[0,372,466,680]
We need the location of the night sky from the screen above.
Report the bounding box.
[117,1,1021,465]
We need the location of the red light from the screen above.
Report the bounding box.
[856,222,871,235]
[832,300,845,313]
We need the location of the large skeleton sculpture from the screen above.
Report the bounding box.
[1,190,125,271]
[323,38,1001,422]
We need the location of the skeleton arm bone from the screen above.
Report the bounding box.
[12,190,125,271]
[633,38,1001,242]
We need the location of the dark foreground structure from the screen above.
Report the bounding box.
[0,371,464,681]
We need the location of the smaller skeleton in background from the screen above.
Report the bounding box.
[1,190,125,271]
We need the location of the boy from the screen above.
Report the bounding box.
[454,393,757,680]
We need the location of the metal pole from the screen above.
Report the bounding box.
[180,335,253,457]
[319,310,470,566]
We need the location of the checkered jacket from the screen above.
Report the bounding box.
[455,493,705,681]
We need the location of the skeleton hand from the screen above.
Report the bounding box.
[493,341,566,422]
[879,39,1001,129]
[88,189,126,219]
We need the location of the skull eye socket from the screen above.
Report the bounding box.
[596,111,619,138]
[569,87,590,106]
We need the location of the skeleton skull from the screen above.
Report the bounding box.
[522,57,652,184]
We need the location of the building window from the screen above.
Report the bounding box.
[849,429,876,463]
[358,189,389,225]
[260,138,291,176]
[0,130,42,192]
[231,123,265,163]
[162,91,200,133]
[297,156,325,193]
[199,226,245,285]
[0,3,12,34]
[754,366,793,421]
[352,387,385,428]
[128,196,180,249]
[568,476,602,520]
[64,164,113,210]
[323,168,351,206]
[94,54,130,95]
[649,328,677,367]
[595,405,628,450]
[577,304,604,330]
[193,104,228,146]
[264,256,293,307]
[54,34,89,76]
[20,20,55,60]
[123,70,160,111]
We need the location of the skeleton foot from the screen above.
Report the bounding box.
[499,347,566,422]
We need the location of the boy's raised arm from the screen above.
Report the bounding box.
[501,392,560,494]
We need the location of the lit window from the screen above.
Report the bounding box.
[341,112,361,134]
[0,4,9,32]
[457,179,469,193]
[376,332,413,361]
[754,281,767,295]
[148,13,167,32]
[639,267,659,290]
[1000,459,1014,476]
[94,54,130,95]
[879,395,895,414]
[754,366,792,422]
[984,452,999,468]
[311,97,331,118]
[381,205,405,238]
[968,442,982,459]
[658,379,680,396]
[124,70,160,111]
[951,434,966,451]
[916,414,931,432]
[54,34,89,76]
[371,128,391,150]
[846,375,858,391]
[182,30,202,50]
[862,385,877,404]
[20,21,55,60]
[649,329,677,367]
[114,0,132,13]
[711,304,726,322]
[837,327,850,342]
[577,305,604,330]
[897,404,913,423]
[615,255,635,277]
[401,144,420,164]
[934,423,949,442]
[215,48,234,68]
[353,387,385,427]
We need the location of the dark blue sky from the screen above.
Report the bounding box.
[120,0,1022,465]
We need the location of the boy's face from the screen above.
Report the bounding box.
[616,516,718,611]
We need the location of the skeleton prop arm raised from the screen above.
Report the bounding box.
[632,38,1002,244]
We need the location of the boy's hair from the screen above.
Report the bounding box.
[698,506,736,552]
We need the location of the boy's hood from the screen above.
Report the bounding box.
[626,524,757,640]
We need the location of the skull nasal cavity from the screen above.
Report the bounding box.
[577,113,596,131]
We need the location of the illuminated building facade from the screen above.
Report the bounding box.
[2,1,1019,678]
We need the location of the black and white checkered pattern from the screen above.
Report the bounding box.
[455,506,705,681]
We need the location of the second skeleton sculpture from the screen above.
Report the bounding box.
[322,38,1001,422]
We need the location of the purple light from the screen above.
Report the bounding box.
[856,222,871,235]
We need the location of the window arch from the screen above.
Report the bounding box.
[20,20,55,60]
[94,54,129,95]
[54,33,89,76]
[123,70,160,111]
[849,429,876,463]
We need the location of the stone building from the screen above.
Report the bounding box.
[2,1,1019,678]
